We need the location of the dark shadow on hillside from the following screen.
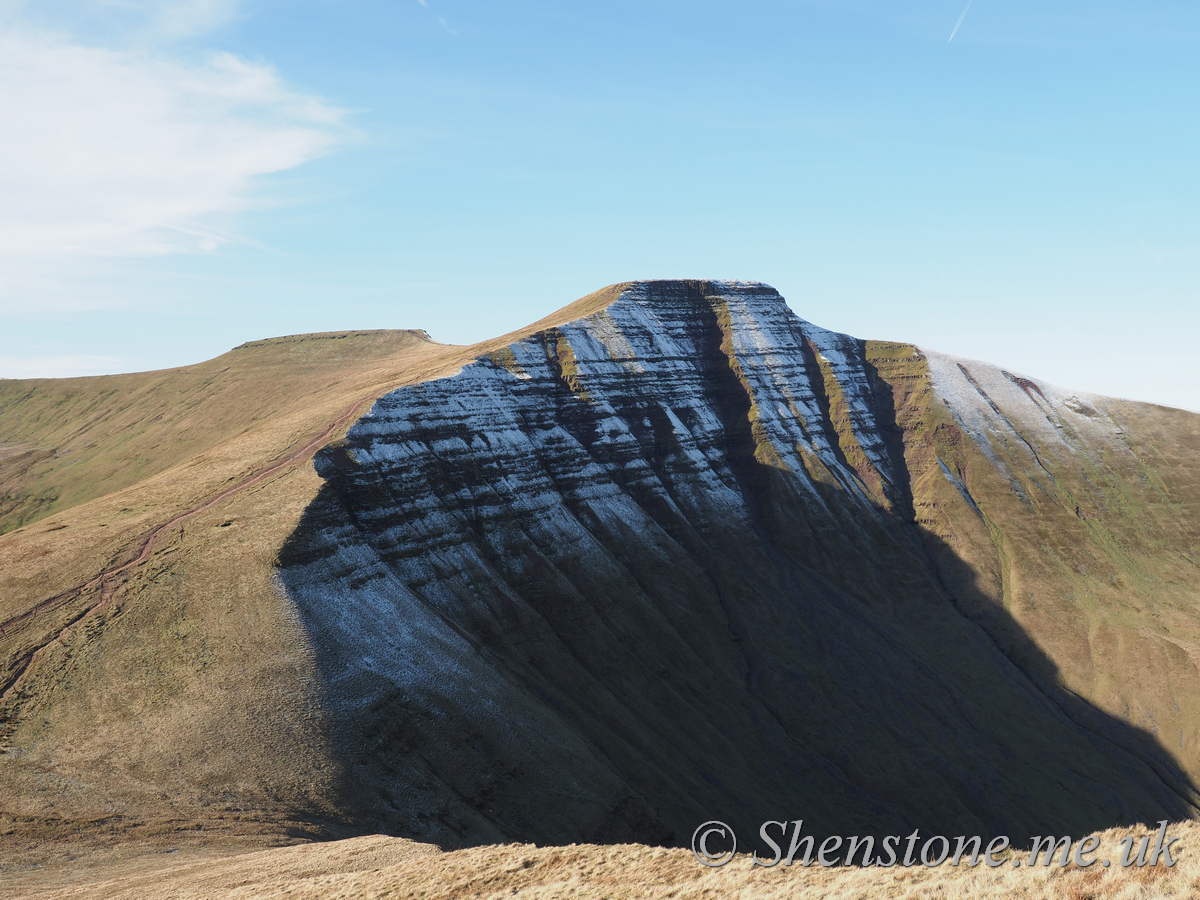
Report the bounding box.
[277,283,1199,856]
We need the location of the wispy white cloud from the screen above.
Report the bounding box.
[0,3,347,309]
[0,36,344,264]
[93,0,242,41]
[1,0,243,44]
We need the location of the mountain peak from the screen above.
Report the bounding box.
[3,281,1199,866]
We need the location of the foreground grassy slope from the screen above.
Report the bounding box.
[8,820,1199,899]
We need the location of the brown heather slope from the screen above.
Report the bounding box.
[2,280,1200,899]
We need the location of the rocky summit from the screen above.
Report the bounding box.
[2,280,1199,866]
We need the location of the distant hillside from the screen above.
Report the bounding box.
[2,281,1198,869]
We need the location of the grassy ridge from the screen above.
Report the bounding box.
[0,330,438,534]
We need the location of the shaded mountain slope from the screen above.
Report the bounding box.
[280,280,1200,848]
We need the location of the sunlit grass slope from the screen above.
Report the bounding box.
[0,329,439,533]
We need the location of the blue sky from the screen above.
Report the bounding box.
[2,1,1198,411]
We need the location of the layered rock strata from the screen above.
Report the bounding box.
[281,280,1199,848]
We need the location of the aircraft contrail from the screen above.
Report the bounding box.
[949,0,973,41]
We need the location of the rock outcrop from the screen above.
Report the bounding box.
[281,280,1200,848]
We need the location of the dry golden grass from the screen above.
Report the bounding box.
[5,820,1197,899]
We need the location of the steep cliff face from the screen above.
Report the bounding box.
[281,280,1199,847]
